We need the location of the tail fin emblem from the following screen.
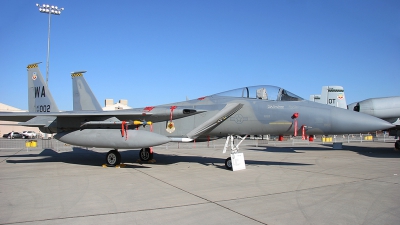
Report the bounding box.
[32,72,37,80]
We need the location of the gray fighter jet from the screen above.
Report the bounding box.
[0,63,394,169]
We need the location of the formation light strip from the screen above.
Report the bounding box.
[36,3,64,15]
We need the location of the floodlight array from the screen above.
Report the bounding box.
[36,3,64,15]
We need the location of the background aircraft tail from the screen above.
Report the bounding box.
[71,71,103,111]
[310,86,347,109]
[27,62,60,112]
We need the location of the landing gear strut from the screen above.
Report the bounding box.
[223,135,247,170]
[106,149,121,166]
[139,147,153,161]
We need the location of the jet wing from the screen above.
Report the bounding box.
[186,103,243,139]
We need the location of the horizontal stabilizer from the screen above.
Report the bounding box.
[18,116,56,127]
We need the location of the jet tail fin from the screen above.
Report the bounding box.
[27,62,59,112]
[71,71,103,111]
[310,86,347,109]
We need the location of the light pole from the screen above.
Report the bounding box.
[35,3,64,86]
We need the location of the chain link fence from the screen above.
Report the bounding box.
[0,138,74,151]
[0,133,398,151]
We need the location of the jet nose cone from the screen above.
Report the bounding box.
[331,108,394,134]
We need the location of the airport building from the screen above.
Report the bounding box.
[103,99,132,110]
[0,103,36,136]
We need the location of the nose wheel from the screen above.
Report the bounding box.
[225,157,232,170]
[139,148,153,161]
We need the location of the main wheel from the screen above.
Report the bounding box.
[139,148,153,161]
[106,150,121,166]
[395,140,400,150]
[225,157,232,170]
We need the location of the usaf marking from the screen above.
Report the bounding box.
[268,105,284,109]
[34,86,51,112]
[36,105,50,112]
[34,86,46,98]
[230,114,248,124]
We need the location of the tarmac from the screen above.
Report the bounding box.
[0,139,399,225]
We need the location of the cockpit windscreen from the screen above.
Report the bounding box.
[211,85,303,101]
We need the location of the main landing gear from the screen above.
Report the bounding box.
[105,147,154,166]
[223,135,248,170]
[106,149,121,166]
[139,147,153,161]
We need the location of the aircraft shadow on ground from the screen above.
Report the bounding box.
[247,144,400,158]
[5,147,312,169]
[5,148,150,168]
[139,152,312,170]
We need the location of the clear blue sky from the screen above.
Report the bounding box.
[1,0,399,110]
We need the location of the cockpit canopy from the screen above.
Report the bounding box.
[211,85,303,101]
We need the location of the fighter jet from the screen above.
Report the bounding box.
[0,63,395,169]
